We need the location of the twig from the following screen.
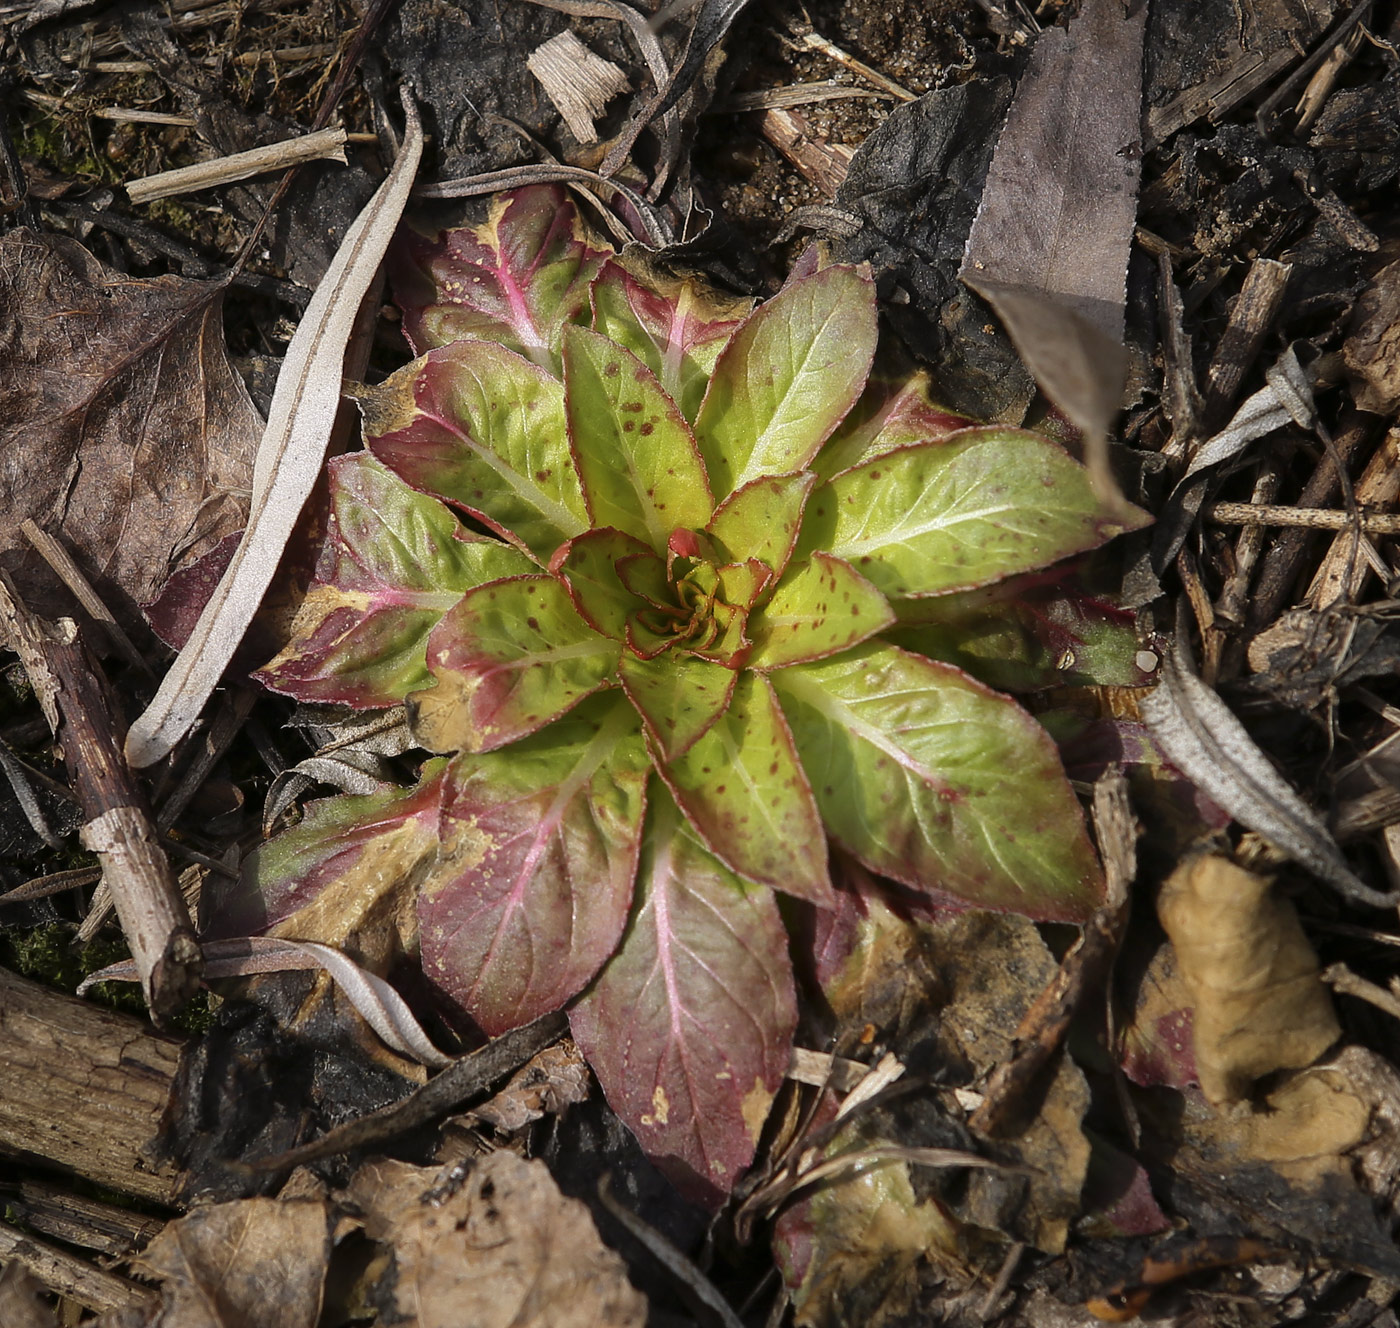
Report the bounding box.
[126,126,349,204]
[1306,426,1400,604]
[1322,963,1400,1022]
[20,520,153,678]
[1200,258,1292,433]
[247,1012,568,1170]
[1205,501,1400,534]
[782,19,917,101]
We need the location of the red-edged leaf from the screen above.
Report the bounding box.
[716,558,773,611]
[208,764,449,966]
[256,454,533,706]
[773,643,1103,921]
[660,673,833,905]
[563,325,713,550]
[569,791,798,1209]
[589,257,752,421]
[389,184,608,369]
[619,650,736,761]
[706,472,817,576]
[419,695,649,1034]
[549,527,652,638]
[362,341,587,563]
[410,575,619,753]
[814,367,972,479]
[747,553,894,669]
[694,265,877,498]
[797,429,1150,600]
[889,571,1153,691]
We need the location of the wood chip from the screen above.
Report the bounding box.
[527,30,629,145]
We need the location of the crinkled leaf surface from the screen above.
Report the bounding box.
[569,792,798,1210]
[661,673,833,904]
[619,650,736,761]
[774,643,1103,920]
[390,185,608,368]
[257,454,533,707]
[411,575,619,753]
[550,527,652,638]
[889,573,1151,692]
[589,258,751,422]
[563,325,713,549]
[695,265,877,497]
[797,428,1148,599]
[748,553,894,669]
[814,367,971,480]
[706,471,817,575]
[212,764,448,971]
[419,696,649,1034]
[362,341,586,562]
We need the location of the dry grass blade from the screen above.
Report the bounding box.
[1141,642,1394,907]
[125,93,425,769]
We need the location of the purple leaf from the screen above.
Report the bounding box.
[420,695,649,1034]
[569,791,798,1209]
[660,673,833,905]
[257,454,534,707]
[389,184,609,369]
[410,575,620,753]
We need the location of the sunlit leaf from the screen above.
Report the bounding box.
[661,673,833,904]
[619,650,736,761]
[563,325,713,550]
[814,366,971,480]
[695,265,877,497]
[797,428,1149,598]
[257,454,533,706]
[589,257,752,421]
[419,696,649,1034]
[706,471,817,576]
[549,527,652,638]
[774,643,1103,920]
[411,575,619,753]
[362,340,587,563]
[748,553,894,669]
[570,791,798,1210]
[390,184,608,369]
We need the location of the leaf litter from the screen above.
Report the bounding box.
[5,0,1400,1324]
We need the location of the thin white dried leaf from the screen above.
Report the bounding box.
[1183,382,1292,478]
[126,95,425,768]
[1141,650,1393,907]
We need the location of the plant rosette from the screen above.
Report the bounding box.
[228,185,1149,1208]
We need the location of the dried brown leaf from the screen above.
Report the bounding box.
[1157,853,1340,1105]
[136,1197,331,1328]
[467,1039,591,1132]
[0,233,259,626]
[960,0,1145,505]
[348,1153,646,1328]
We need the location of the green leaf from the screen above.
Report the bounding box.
[362,340,588,563]
[694,265,877,498]
[256,454,534,707]
[569,790,798,1210]
[706,471,817,576]
[814,366,972,480]
[774,644,1103,920]
[589,257,752,421]
[549,528,653,638]
[389,184,608,370]
[419,696,649,1034]
[619,650,736,761]
[747,553,894,669]
[797,428,1150,599]
[410,575,620,753]
[889,573,1152,691]
[661,673,833,904]
[563,325,713,550]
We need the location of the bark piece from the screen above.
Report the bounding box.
[0,1225,157,1317]
[0,966,185,1204]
